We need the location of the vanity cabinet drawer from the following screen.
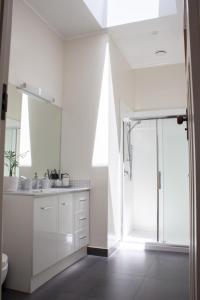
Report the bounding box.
[74,228,89,249]
[74,192,89,212]
[74,211,88,230]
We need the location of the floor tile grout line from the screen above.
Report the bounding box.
[132,275,147,300]
[131,257,156,300]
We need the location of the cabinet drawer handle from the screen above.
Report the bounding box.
[79,198,86,202]
[79,217,87,221]
[79,235,87,240]
[62,202,70,206]
[40,206,53,210]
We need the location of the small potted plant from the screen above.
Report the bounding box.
[4,150,20,192]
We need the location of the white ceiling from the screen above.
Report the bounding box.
[109,15,185,69]
[24,0,101,39]
[24,0,185,69]
[108,0,185,69]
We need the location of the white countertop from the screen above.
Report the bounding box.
[4,187,90,197]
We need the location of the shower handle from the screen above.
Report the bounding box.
[158,171,162,190]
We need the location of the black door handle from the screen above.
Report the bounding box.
[177,112,188,140]
[177,115,187,124]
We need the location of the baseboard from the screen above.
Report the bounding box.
[145,243,189,253]
[87,247,108,257]
[87,242,120,257]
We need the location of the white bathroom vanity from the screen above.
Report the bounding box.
[3,188,89,293]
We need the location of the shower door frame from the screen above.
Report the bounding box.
[122,108,189,252]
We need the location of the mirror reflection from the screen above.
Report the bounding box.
[4,84,62,178]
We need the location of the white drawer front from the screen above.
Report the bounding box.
[33,196,58,275]
[75,228,89,250]
[74,192,89,212]
[58,194,75,260]
[74,211,88,230]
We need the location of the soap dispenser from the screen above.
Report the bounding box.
[41,173,50,189]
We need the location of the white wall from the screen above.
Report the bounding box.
[9,0,64,107]
[132,64,187,111]
[108,38,134,248]
[61,33,109,249]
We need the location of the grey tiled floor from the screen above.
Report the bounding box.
[2,248,189,300]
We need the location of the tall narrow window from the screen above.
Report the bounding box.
[19,93,32,167]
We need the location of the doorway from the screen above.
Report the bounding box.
[122,110,189,249]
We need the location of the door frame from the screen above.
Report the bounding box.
[185,1,200,299]
[0,1,199,299]
[0,0,13,298]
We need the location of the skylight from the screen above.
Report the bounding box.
[84,0,177,28]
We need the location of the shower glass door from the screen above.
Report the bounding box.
[123,120,157,242]
[123,114,189,247]
[158,118,189,245]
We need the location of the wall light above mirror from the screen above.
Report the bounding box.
[17,82,55,104]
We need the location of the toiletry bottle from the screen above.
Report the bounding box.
[61,173,70,187]
[32,172,39,189]
[41,173,50,189]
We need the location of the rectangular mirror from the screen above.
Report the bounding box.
[5,84,62,178]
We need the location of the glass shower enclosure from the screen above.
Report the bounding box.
[123,112,189,247]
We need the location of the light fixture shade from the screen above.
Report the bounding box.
[17,82,55,104]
